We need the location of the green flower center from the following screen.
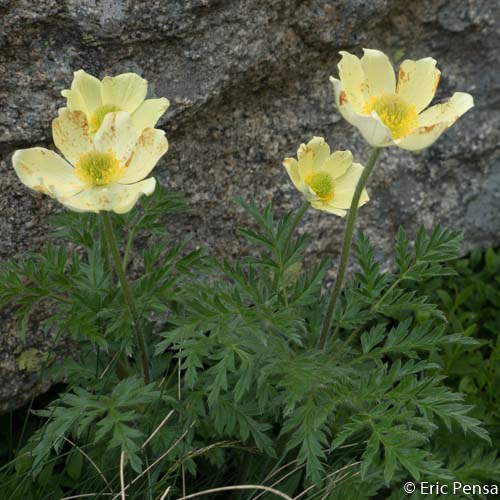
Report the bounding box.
[90,104,121,133]
[75,151,123,187]
[363,93,418,139]
[305,171,334,202]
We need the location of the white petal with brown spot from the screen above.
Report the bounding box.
[13,111,168,214]
[330,48,474,150]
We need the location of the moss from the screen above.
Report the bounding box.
[16,348,49,373]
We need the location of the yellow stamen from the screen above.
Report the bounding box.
[363,94,418,139]
[305,171,334,202]
[90,104,121,133]
[75,151,123,187]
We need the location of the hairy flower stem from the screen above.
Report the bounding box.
[101,212,151,384]
[122,213,147,272]
[318,147,381,349]
[99,217,129,378]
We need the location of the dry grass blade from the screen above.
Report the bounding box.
[176,484,293,500]
[254,443,363,500]
[294,461,361,499]
[99,351,120,379]
[259,458,299,485]
[319,470,360,500]
[120,451,126,500]
[268,465,304,494]
[253,463,305,500]
[111,422,196,500]
[61,495,113,499]
[142,410,175,449]
[177,356,186,498]
[168,440,240,472]
[63,437,114,494]
[158,485,171,500]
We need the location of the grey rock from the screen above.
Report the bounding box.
[0,0,499,412]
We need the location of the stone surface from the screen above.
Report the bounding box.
[0,0,499,412]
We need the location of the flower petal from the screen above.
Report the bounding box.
[397,93,474,151]
[297,143,315,176]
[330,77,357,124]
[396,58,441,113]
[131,98,170,131]
[311,200,346,217]
[395,122,450,151]
[417,92,474,127]
[337,51,368,111]
[305,137,331,167]
[61,178,156,214]
[332,187,370,210]
[52,109,93,165]
[332,163,369,209]
[350,112,393,147]
[361,48,396,96]
[93,111,137,164]
[62,70,103,116]
[12,147,83,199]
[283,157,304,192]
[120,128,168,184]
[320,150,353,179]
[101,73,148,114]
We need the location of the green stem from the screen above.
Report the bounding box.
[281,274,289,307]
[318,147,381,349]
[99,214,112,272]
[331,327,361,361]
[99,216,131,378]
[122,214,146,272]
[101,212,151,384]
[372,277,401,312]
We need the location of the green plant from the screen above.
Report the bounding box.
[1,189,498,499]
[419,247,500,443]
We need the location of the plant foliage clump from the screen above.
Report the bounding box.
[1,190,498,498]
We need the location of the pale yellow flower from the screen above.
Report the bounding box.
[61,70,170,134]
[330,49,474,150]
[12,110,168,213]
[283,137,369,217]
